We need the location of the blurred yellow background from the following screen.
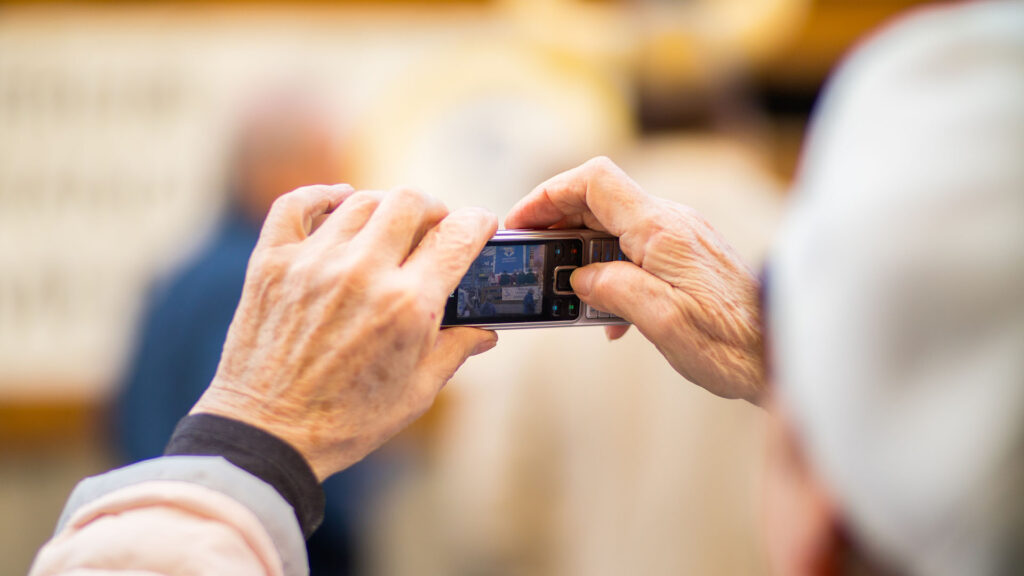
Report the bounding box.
[0,0,938,574]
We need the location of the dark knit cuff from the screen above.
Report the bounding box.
[164,413,324,539]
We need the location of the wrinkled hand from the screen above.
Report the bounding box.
[192,184,499,480]
[506,157,765,402]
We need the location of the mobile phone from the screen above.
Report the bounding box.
[441,229,629,329]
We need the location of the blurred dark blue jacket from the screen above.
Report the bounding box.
[116,203,376,575]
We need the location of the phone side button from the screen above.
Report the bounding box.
[602,240,615,262]
[585,305,599,319]
[590,240,601,264]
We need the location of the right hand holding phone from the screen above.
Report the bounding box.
[505,157,765,402]
[192,184,499,481]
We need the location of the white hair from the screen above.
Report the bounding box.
[771,2,1024,575]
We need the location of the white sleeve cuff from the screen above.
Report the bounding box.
[55,455,309,576]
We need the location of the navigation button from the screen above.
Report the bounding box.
[555,268,573,292]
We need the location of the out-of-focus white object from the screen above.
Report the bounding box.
[348,41,632,215]
[771,2,1024,574]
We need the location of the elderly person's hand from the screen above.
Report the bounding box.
[505,157,764,402]
[191,184,499,481]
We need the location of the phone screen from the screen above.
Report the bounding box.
[453,242,546,321]
[443,237,584,326]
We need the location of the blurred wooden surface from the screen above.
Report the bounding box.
[0,397,105,452]
[0,398,113,576]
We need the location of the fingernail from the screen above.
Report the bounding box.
[472,335,498,355]
[570,268,592,297]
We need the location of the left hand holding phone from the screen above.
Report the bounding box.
[191,184,499,481]
[506,157,765,403]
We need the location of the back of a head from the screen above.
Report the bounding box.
[230,89,341,222]
[770,2,1024,574]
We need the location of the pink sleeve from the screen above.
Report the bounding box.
[29,480,285,576]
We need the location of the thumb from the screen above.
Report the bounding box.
[417,327,498,395]
[571,261,673,335]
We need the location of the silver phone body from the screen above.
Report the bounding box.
[441,229,629,330]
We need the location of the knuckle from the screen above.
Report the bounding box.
[270,188,310,213]
[391,186,428,207]
[590,262,611,286]
[426,196,451,221]
[441,220,478,250]
[344,245,377,271]
[377,274,411,303]
[245,252,268,277]
[390,277,431,317]
[328,248,370,283]
[399,282,424,311]
[459,206,497,229]
[641,223,694,270]
[335,260,370,294]
[586,155,620,176]
[378,281,429,328]
[249,249,287,277]
[347,190,381,208]
[274,184,336,214]
[407,296,433,327]
[244,251,291,299]
[646,225,685,253]
[268,193,293,214]
[287,252,322,283]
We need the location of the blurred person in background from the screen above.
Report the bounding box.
[115,91,381,575]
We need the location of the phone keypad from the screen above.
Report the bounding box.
[585,238,627,320]
[556,240,584,266]
[552,240,583,319]
[552,297,579,319]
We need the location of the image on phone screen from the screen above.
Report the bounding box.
[454,243,545,321]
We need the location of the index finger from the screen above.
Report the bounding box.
[504,156,654,236]
[258,184,355,248]
[403,207,499,305]
[349,187,449,265]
